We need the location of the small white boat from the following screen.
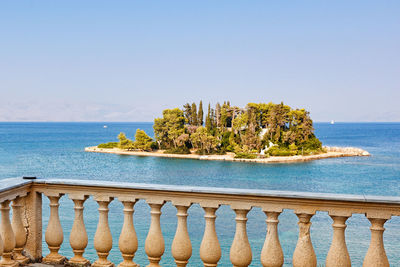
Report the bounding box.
[330,120,335,125]
[103,125,108,128]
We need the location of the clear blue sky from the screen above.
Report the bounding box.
[1,1,399,122]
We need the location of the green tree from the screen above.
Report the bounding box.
[215,102,221,127]
[176,133,189,147]
[220,102,234,128]
[205,135,219,154]
[118,132,134,150]
[241,128,261,151]
[191,103,198,126]
[190,126,219,154]
[133,129,153,151]
[220,105,228,129]
[263,102,290,143]
[259,102,274,128]
[210,108,215,129]
[205,103,212,131]
[198,100,204,126]
[153,108,185,149]
[153,118,167,147]
[232,113,248,134]
[183,103,192,124]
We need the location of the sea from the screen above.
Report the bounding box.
[0,122,399,266]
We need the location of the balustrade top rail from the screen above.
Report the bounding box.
[2,177,400,214]
[34,178,400,203]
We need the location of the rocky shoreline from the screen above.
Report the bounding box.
[84,146,370,164]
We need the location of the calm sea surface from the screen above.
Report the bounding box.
[1,122,399,266]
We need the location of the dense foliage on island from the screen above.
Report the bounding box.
[98,101,323,158]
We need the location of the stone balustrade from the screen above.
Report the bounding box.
[0,177,399,266]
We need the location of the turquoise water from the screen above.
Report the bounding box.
[1,122,400,266]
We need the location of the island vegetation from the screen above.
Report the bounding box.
[97,101,324,159]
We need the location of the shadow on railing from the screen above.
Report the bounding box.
[0,177,399,267]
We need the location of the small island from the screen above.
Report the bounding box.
[86,101,370,163]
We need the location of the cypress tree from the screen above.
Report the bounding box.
[205,103,211,131]
[215,102,221,127]
[191,103,198,126]
[211,108,215,130]
[198,100,204,126]
[183,103,192,124]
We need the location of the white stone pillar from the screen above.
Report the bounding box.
[292,212,317,267]
[260,211,283,267]
[43,193,66,264]
[118,197,139,267]
[326,214,351,267]
[68,194,90,266]
[230,208,252,267]
[145,200,165,267]
[200,205,221,267]
[11,196,29,264]
[0,200,18,267]
[171,202,192,267]
[92,195,114,267]
[363,214,391,267]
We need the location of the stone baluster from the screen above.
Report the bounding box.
[292,212,317,267]
[118,197,139,267]
[68,194,90,266]
[260,211,284,267]
[11,196,30,264]
[171,201,192,267]
[230,206,252,267]
[0,200,18,267]
[326,213,351,267]
[92,195,114,267]
[200,205,221,267]
[43,193,66,264]
[362,213,391,267]
[145,200,165,267]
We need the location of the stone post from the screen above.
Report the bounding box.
[43,193,66,264]
[260,211,284,267]
[92,195,114,267]
[362,213,391,267]
[199,205,221,267]
[0,200,18,267]
[171,202,192,267]
[230,208,252,267]
[68,194,90,266]
[145,200,165,267]
[118,197,139,267]
[326,214,351,267]
[292,212,317,267]
[12,196,30,264]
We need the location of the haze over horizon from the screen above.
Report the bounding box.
[1,1,399,122]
